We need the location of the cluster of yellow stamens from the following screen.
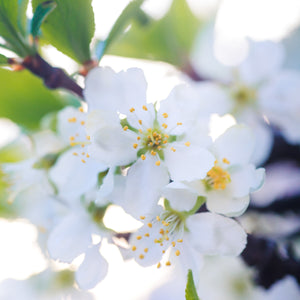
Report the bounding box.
[68,107,91,163]
[131,214,184,268]
[205,158,231,190]
[123,106,190,166]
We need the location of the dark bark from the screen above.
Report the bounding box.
[20,54,84,99]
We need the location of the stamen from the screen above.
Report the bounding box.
[184,141,191,147]
[123,126,129,131]
[156,216,161,221]
[172,242,176,247]
[166,261,171,266]
[138,120,142,125]
[155,161,161,166]
[157,262,161,268]
[177,122,182,126]
[223,158,230,164]
[72,152,78,156]
[139,254,144,259]
[151,150,157,156]
[70,136,75,141]
[162,123,168,129]
[144,248,148,253]
[81,159,86,163]
[142,105,148,111]
[141,155,146,160]
[144,233,150,237]
[147,223,152,228]
[133,143,138,149]
[170,147,176,152]
[68,117,77,123]
[80,121,85,125]
[86,136,91,140]
[137,136,141,140]
[129,107,135,112]
[86,154,90,158]
[175,250,180,256]
[140,216,146,220]
[136,235,142,240]
[177,239,183,243]
[162,113,168,118]
[132,246,137,251]
[79,107,84,112]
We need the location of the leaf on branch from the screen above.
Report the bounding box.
[108,0,203,67]
[96,0,145,60]
[185,270,200,300]
[31,0,57,38]
[0,53,8,65]
[0,0,31,56]
[32,0,95,64]
[0,68,67,129]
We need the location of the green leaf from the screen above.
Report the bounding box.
[31,1,57,38]
[185,270,200,300]
[0,0,31,56]
[0,68,66,129]
[32,0,95,63]
[108,0,202,67]
[0,53,8,64]
[96,0,144,60]
[17,0,30,37]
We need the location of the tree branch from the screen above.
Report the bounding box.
[19,54,84,99]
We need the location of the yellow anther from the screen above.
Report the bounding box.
[172,242,176,247]
[132,246,137,251]
[177,239,183,243]
[164,134,169,138]
[160,243,163,246]
[207,163,231,190]
[157,146,162,150]
[144,248,148,253]
[170,147,176,152]
[79,107,84,112]
[86,154,90,158]
[162,123,168,129]
[185,141,191,147]
[139,254,144,259]
[141,155,146,160]
[142,105,148,111]
[129,107,135,112]
[123,126,129,131]
[70,136,75,141]
[223,158,230,164]
[175,250,181,256]
[154,239,159,243]
[162,113,168,118]
[155,161,161,166]
[147,128,152,132]
[138,120,142,125]
[68,117,77,123]
[136,235,142,240]
[147,223,152,228]
[177,122,183,126]
[165,230,169,234]
[81,159,86,163]
[163,140,168,144]
[80,121,85,125]
[144,233,150,237]
[133,143,138,149]
[81,144,85,148]
[149,142,153,146]
[151,150,157,156]
[139,129,143,133]
[155,141,159,145]
[81,152,85,155]
[156,216,161,221]
[166,261,171,266]
[140,216,146,220]
[162,250,166,253]
[72,152,78,156]
[157,262,161,268]
[159,229,165,235]
[137,136,141,140]
[70,142,76,147]
[165,236,169,241]
[86,136,91,140]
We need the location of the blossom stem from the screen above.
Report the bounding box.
[19,54,84,99]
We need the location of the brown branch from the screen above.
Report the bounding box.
[20,54,84,99]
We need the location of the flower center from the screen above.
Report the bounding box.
[232,85,257,107]
[131,212,185,268]
[204,159,231,190]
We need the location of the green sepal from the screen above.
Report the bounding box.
[0,53,8,65]
[185,269,200,300]
[97,169,109,188]
[33,152,60,170]
[31,0,57,38]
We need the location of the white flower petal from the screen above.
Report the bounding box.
[206,192,250,217]
[239,40,285,84]
[49,149,107,199]
[76,245,108,290]
[162,182,199,212]
[84,67,147,113]
[47,213,92,263]
[164,143,215,181]
[213,125,255,166]
[186,213,247,256]
[124,157,169,218]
